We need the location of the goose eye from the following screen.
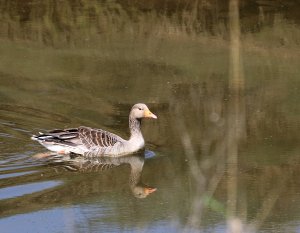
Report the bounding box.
[138,107,142,110]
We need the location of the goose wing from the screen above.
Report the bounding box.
[78,126,124,149]
[32,128,80,146]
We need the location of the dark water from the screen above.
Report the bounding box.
[0,1,300,232]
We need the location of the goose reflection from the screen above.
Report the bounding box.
[35,151,157,198]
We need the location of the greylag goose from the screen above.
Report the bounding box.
[31,103,157,157]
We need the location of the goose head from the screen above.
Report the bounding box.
[130,103,157,119]
[132,186,157,198]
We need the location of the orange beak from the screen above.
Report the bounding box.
[144,110,157,119]
[144,187,157,195]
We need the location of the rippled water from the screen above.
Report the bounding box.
[0,1,300,232]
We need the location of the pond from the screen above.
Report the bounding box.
[0,1,300,232]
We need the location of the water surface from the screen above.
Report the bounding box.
[0,1,300,232]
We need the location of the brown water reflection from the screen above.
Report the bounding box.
[0,152,157,217]
[0,0,300,232]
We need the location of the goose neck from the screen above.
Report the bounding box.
[129,117,142,138]
[128,157,144,187]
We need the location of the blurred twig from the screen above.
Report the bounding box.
[226,0,246,232]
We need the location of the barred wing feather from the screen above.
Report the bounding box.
[78,126,124,149]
